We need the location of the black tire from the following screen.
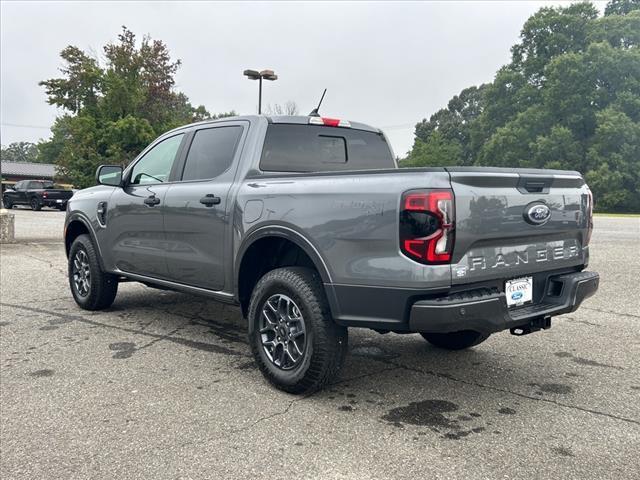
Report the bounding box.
[57,204,66,211]
[248,267,348,394]
[68,234,118,310]
[30,197,41,211]
[2,198,12,209]
[421,330,489,350]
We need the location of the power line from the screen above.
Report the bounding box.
[1,122,51,130]
[379,123,415,131]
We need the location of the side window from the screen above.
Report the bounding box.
[14,181,24,190]
[181,126,243,181]
[28,181,42,189]
[130,134,184,185]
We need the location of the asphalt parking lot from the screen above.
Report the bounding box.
[1,209,639,479]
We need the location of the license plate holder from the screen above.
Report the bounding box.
[505,276,533,308]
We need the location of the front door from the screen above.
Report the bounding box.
[106,132,186,279]
[163,123,246,290]
[10,181,28,204]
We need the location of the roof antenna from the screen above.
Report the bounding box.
[308,89,327,117]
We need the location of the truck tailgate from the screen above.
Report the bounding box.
[43,189,73,200]
[447,167,591,285]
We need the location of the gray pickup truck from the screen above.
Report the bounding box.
[64,115,599,392]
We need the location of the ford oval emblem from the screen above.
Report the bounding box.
[524,203,551,225]
[511,291,523,301]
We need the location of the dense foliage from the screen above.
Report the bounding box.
[1,142,40,163]
[403,1,640,212]
[38,27,235,188]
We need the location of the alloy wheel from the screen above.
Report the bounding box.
[72,249,91,297]
[260,294,307,370]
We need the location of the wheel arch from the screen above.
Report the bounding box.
[235,226,332,318]
[64,214,105,269]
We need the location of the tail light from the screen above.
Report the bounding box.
[42,191,48,198]
[400,190,455,264]
[585,188,593,246]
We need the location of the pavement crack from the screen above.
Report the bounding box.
[562,316,603,327]
[377,359,640,426]
[581,306,640,319]
[1,302,246,358]
[135,324,189,352]
[331,366,402,387]
[20,253,67,275]
[231,397,301,433]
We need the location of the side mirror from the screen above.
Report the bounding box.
[96,165,123,187]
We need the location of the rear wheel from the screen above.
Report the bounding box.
[248,267,348,394]
[68,234,118,310]
[421,330,489,350]
[30,198,41,211]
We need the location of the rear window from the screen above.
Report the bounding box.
[260,124,394,172]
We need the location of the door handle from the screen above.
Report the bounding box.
[199,194,221,207]
[144,195,161,206]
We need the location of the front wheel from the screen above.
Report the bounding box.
[2,198,12,209]
[248,267,348,394]
[421,330,489,350]
[30,198,41,211]
[68,234,118,310]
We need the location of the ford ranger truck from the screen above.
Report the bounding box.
[63,115,599,393]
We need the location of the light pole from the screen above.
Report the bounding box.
[243,69,278,114]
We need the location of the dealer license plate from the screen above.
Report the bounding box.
[505,276,533,308]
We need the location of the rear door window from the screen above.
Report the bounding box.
[181,126,243,181]
[260,124,394,172]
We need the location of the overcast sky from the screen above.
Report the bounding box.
[1,0,606,156]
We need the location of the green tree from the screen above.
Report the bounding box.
[477,105,551,167]
[586,108,640,211]
[414,85,487,165]
[402,131,462,167]
[531,126,583,170]
[604,0,640,16]
[38,27,234,188]
[511,2,598,84]
[403,0,640,212]
[1,142,40,163]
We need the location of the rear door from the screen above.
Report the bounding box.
[106,132,186,279]
[448,168,591,285]
[163,122,246,290]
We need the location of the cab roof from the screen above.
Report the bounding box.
[165,115,382,136]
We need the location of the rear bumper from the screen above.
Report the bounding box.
[409,270,599,335]
[42,199,68,208]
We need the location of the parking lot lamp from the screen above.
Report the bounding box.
[243,69,278,114]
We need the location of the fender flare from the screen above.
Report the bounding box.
[234,224,332,296]
[64,212,106,269]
